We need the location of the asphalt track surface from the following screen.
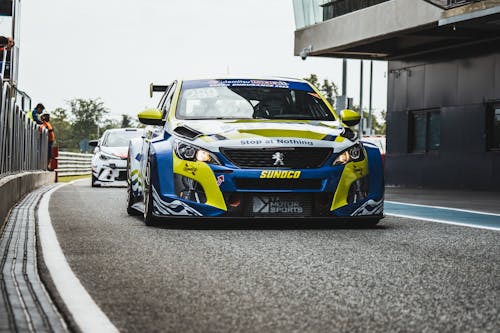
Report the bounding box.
[48,181,500,333]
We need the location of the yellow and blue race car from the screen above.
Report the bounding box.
[127,77,384,225]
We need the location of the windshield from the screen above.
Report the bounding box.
[176,79,336,121]
[102,130,142,147]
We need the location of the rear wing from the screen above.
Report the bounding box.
[149,83,169,98]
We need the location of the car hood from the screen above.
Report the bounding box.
[171,119,355,152]
[100,146,129,159]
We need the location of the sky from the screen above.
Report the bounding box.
[3,0,387,120]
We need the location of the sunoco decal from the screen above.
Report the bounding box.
[260,171,301,179]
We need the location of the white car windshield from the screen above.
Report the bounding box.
[176,79,335,121]
[102,130,142,147]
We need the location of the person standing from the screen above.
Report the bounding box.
[0,36,14,78]
[27,103,45,124]
[0,36,14,51]
[39,113,56,170]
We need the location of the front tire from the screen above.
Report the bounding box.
[91,174,100,187]
[127,182,141,216]
[143,160,156,226]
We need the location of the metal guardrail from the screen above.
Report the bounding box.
[0,49,48,176]
[55,151,93,177]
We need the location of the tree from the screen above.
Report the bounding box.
[101,118,120,132]
[351,105,386,135]
[305,74,319,87]
[372,110,386,135]
[303,74,339,105]
[121,114,133,128]
[69,98,108,142]
[51,107,74,150]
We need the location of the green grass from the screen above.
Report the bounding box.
[57,174,91,183]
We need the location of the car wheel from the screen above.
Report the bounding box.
[91,174,100,187]
[126,181,141,216]
[143,160,157,226]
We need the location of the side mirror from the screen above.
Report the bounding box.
[340,109,361,127]
[138,108,165,126]
[89,140,99,147]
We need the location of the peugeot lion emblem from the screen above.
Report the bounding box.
[272,152,285,166]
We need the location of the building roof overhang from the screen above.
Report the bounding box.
[294,0,500,60]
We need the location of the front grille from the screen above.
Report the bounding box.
[221,147,332,168]
[234,178,323,190]
[117,171,127,181]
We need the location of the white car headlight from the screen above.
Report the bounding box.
[333,143,364,166]
[99,152,119,161]
[174,140,221,165]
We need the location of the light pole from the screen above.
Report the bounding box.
[368,60,374,135]
[359,60,364,138]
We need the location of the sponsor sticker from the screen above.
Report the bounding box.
[183,163,197,176]
[183,87,219,99]
[216,175,224,186]
[208,79,290,89]
[260,170,301,179]
[240,138,314,146]
[253,196,304,214]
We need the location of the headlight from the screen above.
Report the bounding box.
[333,143,364,166]
[99,152,118,161]
[174,140,221,165]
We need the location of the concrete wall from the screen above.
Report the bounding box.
[294,0,442,56]
[0,172,55,228]
[386,51,500,189]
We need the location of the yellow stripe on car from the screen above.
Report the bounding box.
[238,129,326,140]
[330,158,369,211]
[172,153,227,211]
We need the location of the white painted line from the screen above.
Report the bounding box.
[385,213,500,232]
[386,200,500,217]
[38,182,119,333]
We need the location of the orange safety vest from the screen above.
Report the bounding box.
[40,121,56,142]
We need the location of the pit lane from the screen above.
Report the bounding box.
[46,180,500,332]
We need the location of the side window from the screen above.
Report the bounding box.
[161,81,177,120]
[409,109,440,153]
[486,103,500,150]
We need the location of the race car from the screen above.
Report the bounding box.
[90,128,143,187]
[127,77,384,225]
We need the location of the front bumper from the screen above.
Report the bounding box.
[93,159,127,183]
[151,156,384,219]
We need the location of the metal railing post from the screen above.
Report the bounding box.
[0,48,49,176]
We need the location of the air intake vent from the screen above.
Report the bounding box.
[235,178,323,190]
[173,126,202,140]
[221,147,332,169]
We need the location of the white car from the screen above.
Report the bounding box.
[90,128,143,187]
[361,135,386,160]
